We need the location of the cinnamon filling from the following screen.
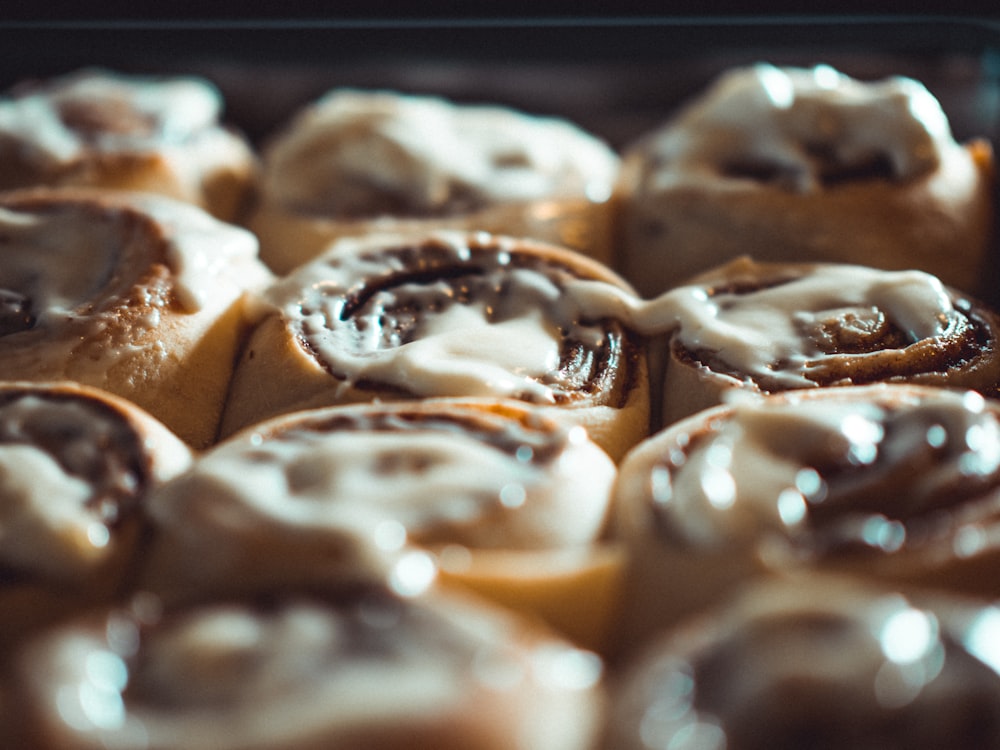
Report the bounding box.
[292,237,635,406]
[0,288,34,336]
[264,408,566,466]
[0,391,150,583]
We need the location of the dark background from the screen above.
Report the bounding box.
[1,2,996,21]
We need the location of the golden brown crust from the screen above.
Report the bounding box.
[221,231,650,461]
[0,380,192,648]
[0,187,273,447]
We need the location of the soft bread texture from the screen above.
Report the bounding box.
[221,230,650,462]
[0,380,192,648]
[616,64,995,298]
[248,88,619,273]
[0,188,274,447]
[612,384,1000,655]
[0,68,258,222]
[140,399,622,651]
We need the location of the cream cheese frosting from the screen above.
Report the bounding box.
[608,576,1000,750]
[0,69,225,168]
[16,587,603,750]
[263,231,629,405]
[635,63,954,193]
[260,89,619,217]
[646,386,1000,552]
[142,401,616,602]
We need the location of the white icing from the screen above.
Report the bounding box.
[662,265,958,388]
[266,232,616,403]
[266,231,968,399]
[0,193,265,339]
[0,69,223,169]
[261,89,619,216]
[0,206,120,326]
[637,63,956,193]
[0,395,138,580]
[22,592,599,750]
[149,406,614,559]
[126,193,268,312]
[650,387,1000,547]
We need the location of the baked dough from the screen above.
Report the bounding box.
[613,383,1000,652]
[139,399,622,651]
[657,257,1000,427]
[248,88,619,273]
[0,187,273,447]
[0,380,191,647]
[221,230,650,461]
[12,584,604,750]
[616,63,994,297]
[0,68,258,221]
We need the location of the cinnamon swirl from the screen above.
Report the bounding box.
[0,68,257,222]
[657,257,1000,427]
[0,188,273,447]
[613,383,1000,652]
[616,63,994,297]
[12,585,604,750]
[606,575,1000,749]
[0,381,191,646]
[248,88,619,273]
[139,399,621,650]
[220,230,650,461]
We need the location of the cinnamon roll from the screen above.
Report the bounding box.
[220,230,650,461]
[616,63,994,297]
[139,399,621,650]
[657,257,1000,427]
[612,383,1000,652]
[247,88,620,274]
[0,187,274,447]
[12,585,604,750]
[606,575,1000,749]
[0,381,192,646]
[0,68,257,222]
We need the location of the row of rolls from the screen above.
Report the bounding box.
[1,60,999,748]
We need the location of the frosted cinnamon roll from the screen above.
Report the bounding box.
[221,230,650,461]
[613,383,1000,652]
[616,63,994,297]
[13,585,604,750]
[139,399,620,650]
[0,381,191,646]
[0,68,257,222]
[248,88,620,274]
[658,257,1000,427]
[0,188,273,447]
[606,575,1000,749]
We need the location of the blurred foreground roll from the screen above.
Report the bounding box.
[606,575,1000,750]
[11,584,605,750]
[612,384,1000,654]
[139,399,622,651]
[0,381,191,646]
